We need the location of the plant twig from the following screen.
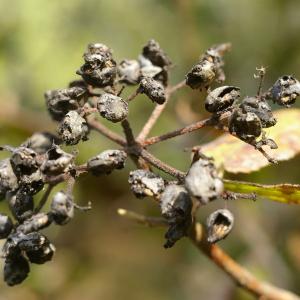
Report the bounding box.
[87,118,126,146]
[142,117,212,146]
[118,208,300,300]
[137,80,186,142]
[140,149,186,180]
[121,119,136,146]
[117,208,167,227]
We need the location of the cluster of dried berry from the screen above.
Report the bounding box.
[0,133,80,285]
[1,39,299,286]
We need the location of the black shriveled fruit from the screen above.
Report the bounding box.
[128,169,165,198]
[21,132,60,154]
[185,59,215,90]
[164,220,191,249]
[160,184,192,224]
[268,75,300,107]
[240,97,277,128]
[97,93,129,123]
[45,87,87,121]
[41,145,74,176]
[206,209,234,243]
[0,213,13,239]
[118,59,141,85]
[142,39,172,68]
[229,109,262,143]
[4,255,30,286]
[138,77,166,104]
[185,158,223,204]
[77,43,117,87]
[205,86,240,113]
[50,191,74,225]
[87,150,127,175]
[0,159,18,200]
[21,233,55,264]
[7,190,34,221]
[58,110,89,145]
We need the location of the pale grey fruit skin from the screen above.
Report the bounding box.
[87,150,127,175]
[139,77,166,104]
[206,209,234,243]
[58,111,89,145]
[0,159,19,200]
[185,159,223,204]
[0,214,13,239]
[128,169,165,199]
[97,93,128,123]
[160,184,192,224]
[50,191,74,225]
[118,59,141,85]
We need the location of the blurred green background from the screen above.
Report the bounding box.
[0,0,300,299]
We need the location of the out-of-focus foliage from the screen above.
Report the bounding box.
[0,0,300,299]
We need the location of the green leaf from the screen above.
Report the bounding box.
[224,179,300,204]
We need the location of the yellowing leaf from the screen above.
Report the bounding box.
[224,180,300,204]
[201,109,300,173]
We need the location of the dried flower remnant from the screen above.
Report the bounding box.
[206,209,234,243]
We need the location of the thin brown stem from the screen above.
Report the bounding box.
[126,89,140,102]
[139,149,186,180]
[137,80,186,142]
[119,209,300,300]
[121,119,136,146]
[142,118,212,146]
[87,118,126,146]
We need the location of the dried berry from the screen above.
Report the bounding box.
[118,59,141,85]
[50,191,74,225]
[160,184,192,224]
[45,87,87,121]
[17,213,52,234]
[0,213,13,239]
[268,75,300,107]
[17,232,55,264]
[97,93,128,123]
[142,39,172,68]
[87,150,127,176]
[205,86,240,113]
[10,147,44,195]
[138,77,166,104]
[164,220,191,249]
[185,158,224,204]
[77,43,117,87]
[0,159,19,200]
[240,97,276,128]
[41,145,74,176]
[206,209,234,243]
[21,132,60,154]
[229,109,262,143]
[4,255,30,286]
[7,190,34,221]
[185,59,216,90]
[58,111,89,145]
[138,55,163,79]
[128,170,165,198]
